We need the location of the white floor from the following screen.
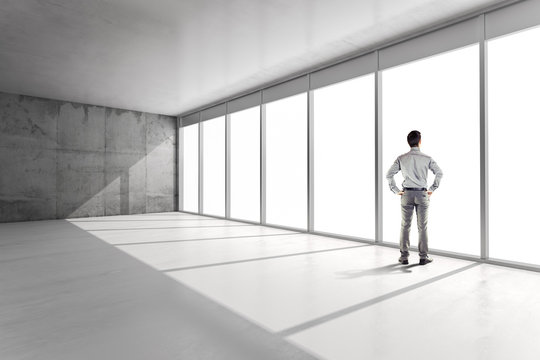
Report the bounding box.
[1,212,540,359]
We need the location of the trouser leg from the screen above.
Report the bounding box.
[399,194,414,259]
[416,194,430,259]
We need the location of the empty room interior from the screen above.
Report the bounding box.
[2,0,540,359]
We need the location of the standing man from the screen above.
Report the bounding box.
[386,130,443,265]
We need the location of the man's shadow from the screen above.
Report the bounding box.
[336,263,421,278]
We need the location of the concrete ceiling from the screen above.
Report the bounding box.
[0,0,511,116]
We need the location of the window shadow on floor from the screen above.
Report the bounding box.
[86,224,256,231]
[336,263,421,278]
[161,244,371,273]
[113,232,304,246]
[278,262,481,337]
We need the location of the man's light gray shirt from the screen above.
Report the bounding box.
[386,147,443,194]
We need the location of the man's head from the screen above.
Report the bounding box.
[407,130,421,147]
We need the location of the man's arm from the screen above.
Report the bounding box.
[386,158,401,194]
[428,159,443,192]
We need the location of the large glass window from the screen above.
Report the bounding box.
[230,106,260,222]
[202,116,225,217]
[313,74,375,238]
[382,45,480,256]
[488,26,540,265]
[265,93,307,229]
[183,123,199,213]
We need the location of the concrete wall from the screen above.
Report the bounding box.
[0,92,177,222]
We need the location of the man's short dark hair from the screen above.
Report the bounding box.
[407,130,421,147]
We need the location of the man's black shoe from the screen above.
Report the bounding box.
[419,257,433,265]
[398,258,409,265]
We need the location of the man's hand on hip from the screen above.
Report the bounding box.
[427,191,433,196]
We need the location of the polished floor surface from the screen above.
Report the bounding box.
[1,212,539,359]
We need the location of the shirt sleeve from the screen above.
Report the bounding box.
[386,158,401,194]
[428,159,443,192]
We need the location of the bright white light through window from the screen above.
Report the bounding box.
[382,45,480,256]
[202,116,225,217]
[265,93,307,230]
[488,26,540,265]
[183,124,199,213]
[313,74,375,239]
[230,106,260,222]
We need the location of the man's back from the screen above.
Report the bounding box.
[386,147,443,194]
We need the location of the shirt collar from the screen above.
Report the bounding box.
[410,147,421,151]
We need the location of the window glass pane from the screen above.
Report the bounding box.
[488,26,540,265]
[265,93,307,229]
[183,124,199,213]
[202,116,225,217]
[382,45,480,256]
[230,106,260,222]
[313,74,375,238]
